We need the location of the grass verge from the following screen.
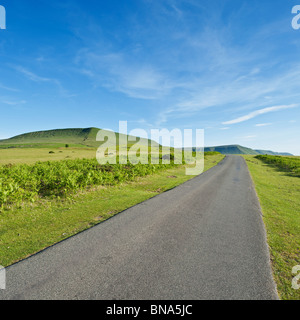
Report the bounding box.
[244,155,300,300]
[0,154,224,267]
[0,147,97,165]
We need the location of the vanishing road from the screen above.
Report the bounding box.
[0,156,278,300]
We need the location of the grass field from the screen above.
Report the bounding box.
[0,151,224,267]
[255,155,300,177]
[0,127,153,150]
[244,155,300,300]
[0,147,97,165]
[0,156,179,210]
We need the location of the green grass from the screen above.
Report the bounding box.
[0,147,98,165]
[205,144,259,155]
[0,153,224,267]
[255,154,300,177]
[0,157,179,210]
[0,150,210,210]
[0,145,154,165]
[244,155,300,300]
[0,127,154,149]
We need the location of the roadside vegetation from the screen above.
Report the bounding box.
[0,151,224,267]
[0,147,98,165]
[0,157,177,211]
[244,155,300,300]
[255,155,300,177]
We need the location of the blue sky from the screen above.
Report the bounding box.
[0,0,299,154]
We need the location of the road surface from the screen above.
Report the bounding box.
[0,155,278,300]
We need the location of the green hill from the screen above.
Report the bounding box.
[0,129,293,156]
[0,128,154,149]
[204,145,258,155]
[254,149,293,156]
[203,145,292,156]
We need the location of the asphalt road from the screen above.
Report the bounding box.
[0,155,278,300]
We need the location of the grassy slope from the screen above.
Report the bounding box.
[0,147,98,165]
[0,146,164,165]
[0,154,225,267]
[0,127,154,149]
[205,145,259,155]
[204,145,292,156]
[0,128,291,156]
[255,150,293,156]
[244,155,300,300]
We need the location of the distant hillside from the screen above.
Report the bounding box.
[203,145,293,156]
[204,145,257,155]
[0,130,293,156]
[0,128,155,149]
[254,149,293,156]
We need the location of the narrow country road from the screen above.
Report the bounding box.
[0,156,278,300]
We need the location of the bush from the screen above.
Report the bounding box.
[0,157,178,210]
[255,155,300,177]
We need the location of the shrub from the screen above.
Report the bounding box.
[0,157,178,210]
[255,155,300,177]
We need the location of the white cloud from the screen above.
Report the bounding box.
[0,83,19,92]
[240,135,257,140]
[15,66,53,83]
[255,123,272,127]
[75,51,177,100]
[66,2,300,133]
[222,104,298,125]
[1,99,26,106]
[14,66,75,98]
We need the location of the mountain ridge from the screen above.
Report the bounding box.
[203,144,293,156]
[0,127,153,149]
[0,128,293,155]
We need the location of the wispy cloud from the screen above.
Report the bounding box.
[75,51,177,100]
[15,66,54,83]
[1,99,26,106]
[0,83,20,92]
[63,1,300,130]
[223,104,298,125]
[241,135,257,140]
[14,66,75,98]
[255,123,272,127]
